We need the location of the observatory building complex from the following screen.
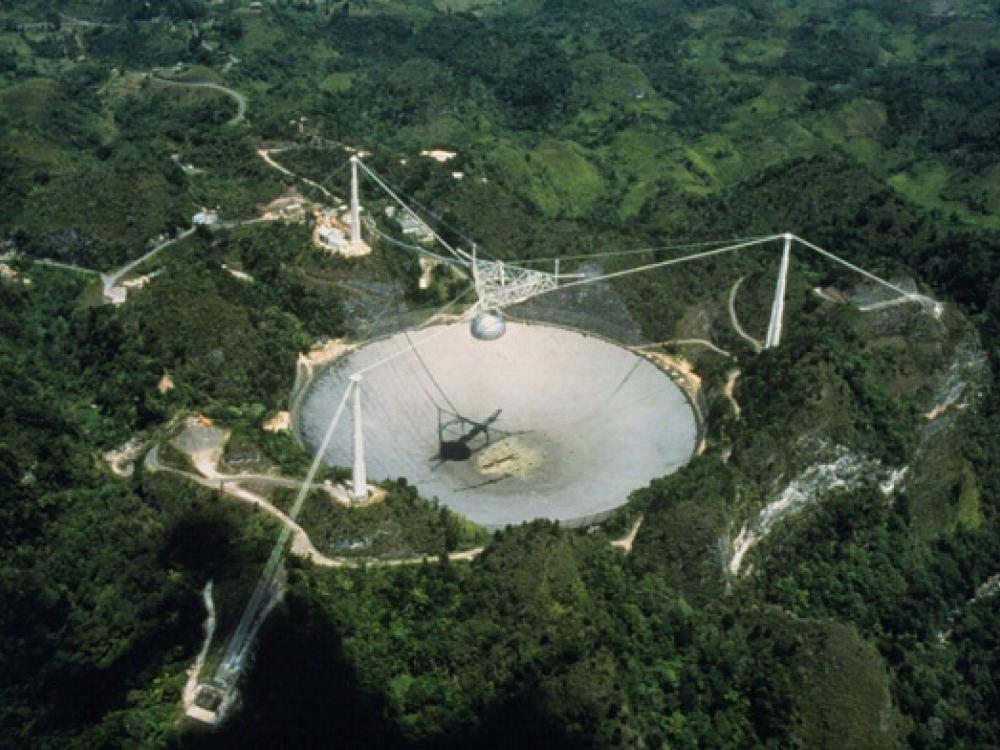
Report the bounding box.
[298,321,699,528]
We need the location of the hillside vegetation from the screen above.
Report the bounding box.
[2,1,1000,748]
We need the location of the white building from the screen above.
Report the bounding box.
[317,225,347,250]
[384,205,435,243]
[193,208,219,225]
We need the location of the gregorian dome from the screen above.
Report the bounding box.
[470,311,507,341]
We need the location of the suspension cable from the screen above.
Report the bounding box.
[357,163,496,260]
[511,235,777,265]
[357,161,472,264]
[792,235,925,303]
[219,379,353,676]
[528,235,785,300]
[371,226,470,271]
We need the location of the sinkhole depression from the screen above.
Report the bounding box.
[298,321,699,528]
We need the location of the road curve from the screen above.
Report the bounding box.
[142,443,484,567]
[149,73,247,123]
[33,258,100,275]
[143,438,643,565]
[728,277,763,353]
[102,227,196,298]
[257,148,341,203]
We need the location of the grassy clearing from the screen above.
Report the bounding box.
[569,53,655,108]
[685,5,745,33]
[743,75,811,117]
[889,163,1000,229]
[828,98,887,140]
[957,461,983,530]
[789,618,905,750]
[731,37,788,67]
[718,116,825,183]
[236,15,287,54]
[320,71,354,94]
[488,139,604,219]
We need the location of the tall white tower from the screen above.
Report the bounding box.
[350,155,362,249]
[765,233,793,349]
[350,373,367,500]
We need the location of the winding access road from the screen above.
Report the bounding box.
[142,437,643,567]
[257,148,342,203]
[142,443,485,568]
[30,72,249,298]
[32,258,100,275]
[149,73,247,123]
[102,227,195,299]
[728,276,763,353]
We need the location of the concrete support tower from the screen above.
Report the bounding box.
[350,155,362,249]
[350,374,367,500]
[765,233,793,349]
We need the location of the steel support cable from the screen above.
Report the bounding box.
[347,225,464,340]
[336,273,474,391]
[361,165,774,280]
[609,358,644,401]
[356,163,495,261]
[511,234,778,265]
[419,284,475,324]
[400,287,476,411]
[528,235,786,301]
[372,233,466,416]
[551,380,692,431]
[316,157,351,197]
[263,149,346,202]
[355,309,470,376]
[371,227,470,270]
[791,235,929,305]
[404,326,463,415]
[219,380,353,677]
[519,321,649,430]
[357,161,472,263]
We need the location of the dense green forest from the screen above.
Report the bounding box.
[2,0,1000,747]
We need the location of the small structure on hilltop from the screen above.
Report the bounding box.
[315,224,347,251]
[193,207,219,225]
[263,411,290,433]
[221,263,253,282]
[385,205,435,244]
[0,262,31,286]
[105,285,127,306]
[420,149,458,163]
[122,274,154,291]
[158,372,175,394]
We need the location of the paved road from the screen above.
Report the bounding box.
[728,276,763,353]
[59,13,118,29]
[102,227,196,298]
[858,295,934,313]
[143,443,485,568]
[611,515,644,553]
[150,74,247,123]
[217,217,275,230]
[17,13,162,31]
[36,220,270,301]
[33,258,100,275]
[257,148,342,203]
